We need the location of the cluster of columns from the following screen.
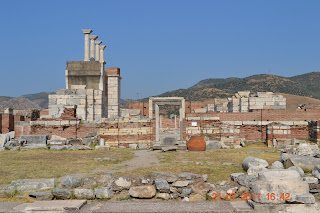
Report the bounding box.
[81,29,106,63]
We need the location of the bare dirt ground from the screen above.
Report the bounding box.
[109,150,163,173]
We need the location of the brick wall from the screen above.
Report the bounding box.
[1,113,14,134]
[15,120,103,139]
[187,109,320,121]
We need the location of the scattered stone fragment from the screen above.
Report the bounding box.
[271,161,284,169]
[242,156,269,171]
[94,187,114,199]
[128,144,138,149]
[155,179,169,193]
[115,177,131,189]
[162,146,177,152]
[50,145,67,151]
[303,177,318,184]
[172,181,192,188]
[156,192,170,200]
[181,188,192,197]
[312,165,320,179]
[137,144,147,150]
[237,175,256,187]
[288,166,305,177]
[189,193,206,201]
[230,173,244,181]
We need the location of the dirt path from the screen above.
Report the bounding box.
[109,150,163,173]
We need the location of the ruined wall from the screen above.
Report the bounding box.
[66,61,102,90]
[187,109,320,121]
[49,88,104,123]
[0,109,14,134]
[106,68,121,118]
[15,120,104,139]
[309,120,320,143]
[99,118,153,146]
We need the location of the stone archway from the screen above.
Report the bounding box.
[148,97,185,143]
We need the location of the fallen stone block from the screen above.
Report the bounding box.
[29,191,53,200]
[206,141,222,149]
[52,188,72,199]
[129,185,156,198]
[73,188,94,200]
[0,135,8,147]
[303,176,318,184]
[95,145,110,150]
[128,144,138,150]
[284,155,320,172]
[162,146,177,152]
[11,179,55,191]
[61,176,82,189]
[242,156,269,172]
[155,179,170,193]
[20,135,48,145]
[13,200,86,211]
[251,169,313,204]
[295,143,320,157]
[68,138,82,145]
[138,144,147,149]
[312,165,320,179]
[50,145,67,151]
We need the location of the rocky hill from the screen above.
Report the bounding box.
[156,72,320,101]
[0,92,52,110]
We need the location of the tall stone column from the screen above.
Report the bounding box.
[89,35,98,61]
[174,115,177,129]
[155,104,160,142]
[179,107,183,141]
[95,41,102,61]
[149,99,153,119]
[100,45,106,63]
[81,29,92,61]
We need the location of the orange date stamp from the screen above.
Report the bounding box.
[212,193,290,201]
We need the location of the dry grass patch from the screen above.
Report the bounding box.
[117,142,280,183]
[0,149,134,185]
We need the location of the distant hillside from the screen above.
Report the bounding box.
[276,93,320,110]
[0,92,53,110]
[156,72,320,101]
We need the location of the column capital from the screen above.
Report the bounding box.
[81,29,92,34]
[100,45,106,50]
[95,40,102,45]
[89,35,98,40]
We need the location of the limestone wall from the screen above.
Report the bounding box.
[48,88,104,123]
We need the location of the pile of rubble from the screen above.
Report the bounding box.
[0,132,102,151]
[231,142,320,212]
[0,172,221,202]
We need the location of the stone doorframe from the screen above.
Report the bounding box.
[149,97,185,142]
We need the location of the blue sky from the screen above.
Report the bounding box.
[0,0,320,99]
